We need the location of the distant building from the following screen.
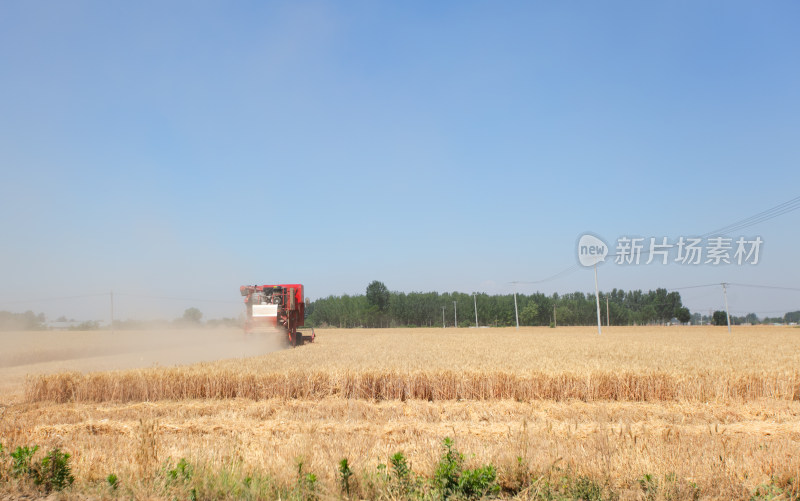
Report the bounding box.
[47,320,82,330]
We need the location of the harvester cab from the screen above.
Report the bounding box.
[240,284,314,347]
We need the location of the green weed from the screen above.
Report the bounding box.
[167,457,193,483]
[339,458,353,497]
[10,445,38,478]
[36,448,74,492]
[433,437,499,500]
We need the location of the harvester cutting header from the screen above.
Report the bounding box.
[240,284,314,347]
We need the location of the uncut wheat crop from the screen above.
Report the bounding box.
[26,326,800,403]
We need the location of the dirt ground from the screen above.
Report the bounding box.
[0,328,286,401]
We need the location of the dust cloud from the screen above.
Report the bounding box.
[0,328,288,397]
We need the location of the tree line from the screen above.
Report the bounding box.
[4,291,794,331]
[305,281,692,328]
[0,309,241,331]
[0,310,46,330]
[708,310,800,326]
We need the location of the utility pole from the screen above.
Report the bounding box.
[453,301,458,328]
[606,296,610,327]
[722,283,732,333]
[593,263,602,335]
[553,303,557,328]
[473,293,478,327]
[110,290,114,333]
[513,291,519,329]
[442,306,446,328]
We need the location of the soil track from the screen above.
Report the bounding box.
[0,328,284,400]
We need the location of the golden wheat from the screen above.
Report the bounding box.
[4,326,800,500]
[25,368,800,403]
[3,398,799,499]
[23,326,800,404]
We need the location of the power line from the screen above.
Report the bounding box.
[0,292,241,307]
[668,282,800,293]
[727,283,800,292]
[0,293,108,305]
[115,293,241,304]
[509,194,799,288]
[701,195,800,238]
[509,264,580,286]
[667,283,721,291]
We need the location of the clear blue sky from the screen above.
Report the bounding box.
[2,1,799,321]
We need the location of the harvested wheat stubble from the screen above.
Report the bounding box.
[25,368,800,403]
[5,397,800,500]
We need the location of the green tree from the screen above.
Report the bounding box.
[784,311,800,324]
[519,302,539,326]
[182,307,203,323]
[675,307,691,324]
[744,312,760,324]
[0,311,47,331]
[712,310,728,326]
[366,281,390,313]
[305,287,691,329]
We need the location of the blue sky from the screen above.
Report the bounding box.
[1,1,799,321]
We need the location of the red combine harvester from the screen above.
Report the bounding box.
[240,284,314,347]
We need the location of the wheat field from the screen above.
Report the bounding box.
[2,326,800,499]
[24,325,800,403]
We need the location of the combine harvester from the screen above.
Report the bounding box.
[240,284,315,347]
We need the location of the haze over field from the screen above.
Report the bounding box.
[0,328,286,397]
[1,2,799,322]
